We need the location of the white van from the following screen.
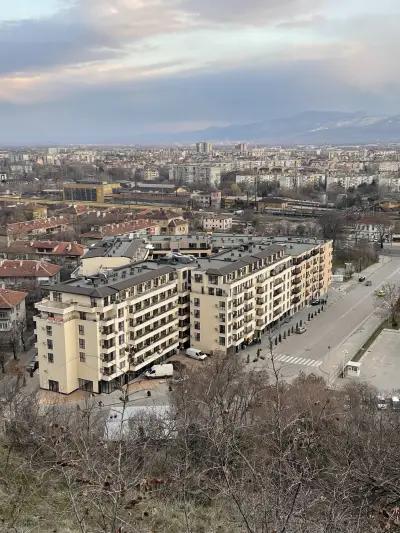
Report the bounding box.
[185,348,207,361]
[391,396,400,410]
[145,364,174,379]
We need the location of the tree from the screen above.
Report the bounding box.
[372,214,392,249]
[319,211,346,249]
[375,282,400,327]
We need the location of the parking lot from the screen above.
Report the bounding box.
[355,328,400,393]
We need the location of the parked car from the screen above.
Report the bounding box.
[296,326,307,334]
[310,299,320,306]
[358,276,366,282]
[365,280,372,286]
[391,396,400,410]
[377,395,387,410]
[376,289,386,297]
[185,348,208,361]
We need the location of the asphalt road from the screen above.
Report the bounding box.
[242,255,400,383]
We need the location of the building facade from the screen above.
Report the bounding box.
[34,237,332,395]
[202,215,233,231]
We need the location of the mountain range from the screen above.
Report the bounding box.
[172,111,400,145]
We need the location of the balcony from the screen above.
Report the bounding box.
[256,288,264,295]
[274,277,284,287]
[244,304,254,312]
[101,327,116,338]
[256,298,264,306]
[292,277,301,286]
[101,343,115,353]
[102,354,116,365]
[244,292,254,301]
[292,287,301,295]
[102,365,117,377]
[273,288,283,297]
[292,296,301,305]
[293,267,301,275]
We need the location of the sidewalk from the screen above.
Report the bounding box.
[320,312,382,386]
[332,255,391,294]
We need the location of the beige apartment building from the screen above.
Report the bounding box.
[189,240,332,355]
[35,263,188,394]
[35,236,332,395]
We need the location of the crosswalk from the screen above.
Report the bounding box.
[274,354,322,368]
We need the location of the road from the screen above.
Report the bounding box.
[241,255,400,384]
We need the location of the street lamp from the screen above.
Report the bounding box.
[342,350,349,378]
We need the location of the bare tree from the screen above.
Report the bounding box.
[319,211,346,250]
[375,281,400,327]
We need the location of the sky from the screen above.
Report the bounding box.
[1,0,400,144]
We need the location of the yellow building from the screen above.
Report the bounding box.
[35,236,332,394]
[63,181,120,203]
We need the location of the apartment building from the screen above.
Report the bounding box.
[189,239,332,355]
[168,164,221,186]
[0,288,27,332]
[35,262,189,394]
[196,142,213,154]
[202,215,233,231]
[34,236,332,395]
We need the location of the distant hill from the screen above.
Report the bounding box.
[173,111,400,145]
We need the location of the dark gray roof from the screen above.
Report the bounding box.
[44,265,176,297]
[44,283,118,298]
[110,266,175,290]
[204,245,285,275]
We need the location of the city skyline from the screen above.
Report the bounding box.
[1,0,400,143]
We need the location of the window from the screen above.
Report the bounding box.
[79,312,86,320]
[118,309,124,318]
[48,353,54,363]
[79,338,85,349]
[78,325,84,335]
[118,321,124,331]
[219,337,225,346]
[47,339,53,350]
[119,360,126,370]
[219,325,225,334]
[195,333,200,341]
[194,322,200,330]
[46,325,52,336]
[119,334,125,344]
[194,298,200,306]
[79,352,86,362]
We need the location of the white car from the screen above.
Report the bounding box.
[185,348,208,361]
[377,395,387,410]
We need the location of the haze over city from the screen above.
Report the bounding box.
[2,0,400,144]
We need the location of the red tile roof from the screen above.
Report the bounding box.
[0,288,27,308]
[0,240,85,257]
[81,219,157,239]
[7,216,71,236]
[0,260,61,278]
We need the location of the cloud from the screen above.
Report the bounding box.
[183,0,325,25]
[0,60,390,145]
[0,0,188,76]
[0,0,400,143]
